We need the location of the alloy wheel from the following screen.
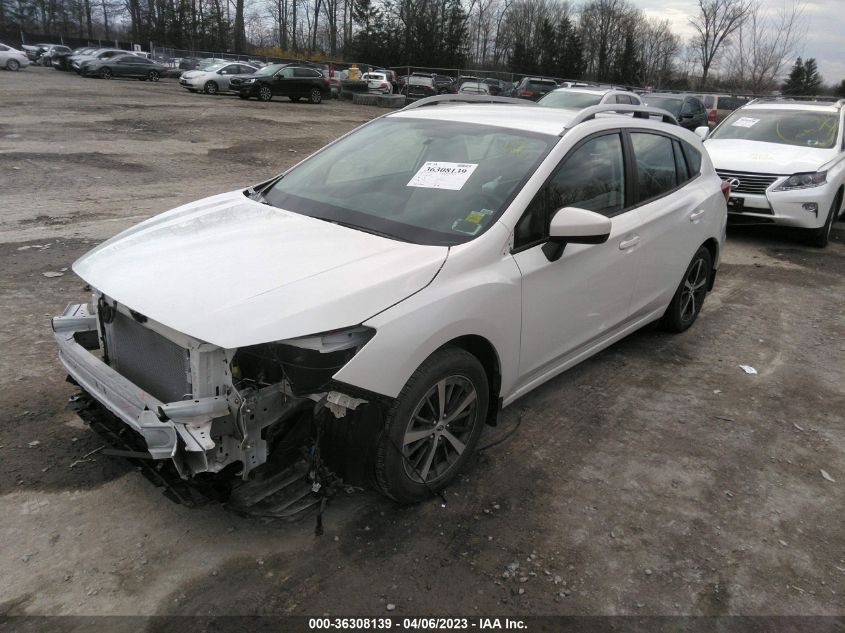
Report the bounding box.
[100,68,112,79]
[259,86,272,101]
[680,257,708,323]
[310,88,322,103]
[7,59,19,71]
[402,375,479,484]
[148,71,160,82]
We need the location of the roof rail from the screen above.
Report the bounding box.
[402,94,535,110]
[563,104,679,130]
[748,95,844,106]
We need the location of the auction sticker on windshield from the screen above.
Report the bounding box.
[408,162,478,190]
[732,117,760,128]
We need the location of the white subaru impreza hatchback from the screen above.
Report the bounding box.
[702,98,845,247]
[54,98,727,506]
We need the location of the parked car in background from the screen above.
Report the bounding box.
[642,93,707,131]
[362,71,393,94]
[403,73,437,101]
[23,43,51,62]
[481,78,506,96]
[0,43,30,71]
[52,100,725,506]
[50,46,90,70]
[513,77,558,101]
[433,74,455,94]
[697,94,752,128]
[82,54,166,81]
[702,98,845,247]
[539,87,642,109]
[38,44,71,66]
[180,61,257,94]
[458,81,490,95]
[74,48,127,74]
[230,64,330,103]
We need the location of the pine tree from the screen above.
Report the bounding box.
[783,57,805,95]
[803,58,823,95]
[835,79,845,98]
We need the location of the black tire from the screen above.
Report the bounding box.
[805,194,840,248]
[289,96,301,102]
[99,67,112,80]
[148,70,160,82]
[308,87,323,104]
[257,85,272,101]
[7,59,20,71]
[374,347,488,504]
[238,93,250,100]
[661,246,713,333]
[204,80,218,95]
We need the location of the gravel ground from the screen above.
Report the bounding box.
[1,67,844,618]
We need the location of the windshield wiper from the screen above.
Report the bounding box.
[316,216,409,242]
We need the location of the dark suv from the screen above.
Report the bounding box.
[403,74,437,101]
[230,64,330,103]
[642,93,708,131]
[513,77,558,101]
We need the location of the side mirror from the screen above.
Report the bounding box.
[694,126,709,140]
[543,207,612,261]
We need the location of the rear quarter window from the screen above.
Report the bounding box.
[681,141,703,175]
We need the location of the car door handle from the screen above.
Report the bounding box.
[619,235,640,250]
[689,210,705,222]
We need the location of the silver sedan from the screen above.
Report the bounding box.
[179,62,258,95]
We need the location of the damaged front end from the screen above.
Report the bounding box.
[53,293,379,509]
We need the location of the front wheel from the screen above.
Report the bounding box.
[204,80,218,94]
[147,70,160,82]
[257,85,272,101]
[661,246,713,333]
[99,67,112,80]
[375,347,488,504]
[308,87,322,104]
[805,194,839,248]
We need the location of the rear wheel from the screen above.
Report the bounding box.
[309,87,323,104]
[6,59,19,71]
[99,67,112,80]
[661,246,713,333]
[805,194,840,248]
[204,80,218,95]
[374,347,488,504]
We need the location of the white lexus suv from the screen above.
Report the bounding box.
[702,98,845,247]
[53,97,727,506]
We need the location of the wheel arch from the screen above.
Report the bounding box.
[436,335,502,427]
[701,237,720,291]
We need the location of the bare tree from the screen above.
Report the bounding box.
[689,0,752,84]
[728,0,806,93]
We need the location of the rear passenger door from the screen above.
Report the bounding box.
[627,131,709,318]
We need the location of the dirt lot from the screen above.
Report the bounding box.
[1,67,845,619]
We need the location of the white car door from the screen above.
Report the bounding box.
[510,131,643,386]
[626,131,712,317]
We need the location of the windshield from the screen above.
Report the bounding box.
[256,64,284,76]
[204,62,226,72]
[709,109,840,148]
[262,118,555,246]
[643,97,683,115]
[539,91,602,109]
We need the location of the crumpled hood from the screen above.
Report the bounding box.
[73,191,449,349]
[704,139,835,175]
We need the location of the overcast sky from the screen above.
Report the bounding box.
[631,0,845,84]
